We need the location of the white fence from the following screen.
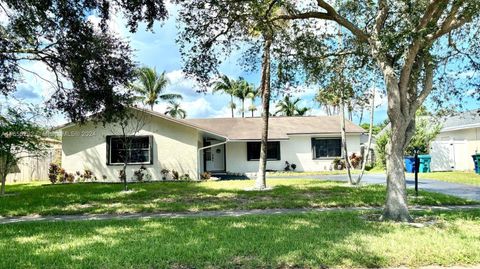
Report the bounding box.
[430,140,473,171]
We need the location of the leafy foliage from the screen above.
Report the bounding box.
[0,0,168,122]
[275,95,309,116]
[0,107,48,194]
[130,67,182,111]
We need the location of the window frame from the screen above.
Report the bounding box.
[106,135,153,165]
[311,137,342,160]
[246,141,281,161]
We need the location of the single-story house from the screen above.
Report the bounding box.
[430,109,480,171]
[58,108,365,180]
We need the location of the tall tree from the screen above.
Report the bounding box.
[0,0,168,123]
[235,78,256,118]
[0,107,47,195]
[164,101,187,119]
[248,88,259,117]
[176,1,295,190]
[212,75,239,118]
[275,95,309,116]
[130,67,182,111]
[274,0,480,221]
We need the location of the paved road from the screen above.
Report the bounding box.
[302,174,480,201]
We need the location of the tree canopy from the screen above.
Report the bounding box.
[0,0,168,122]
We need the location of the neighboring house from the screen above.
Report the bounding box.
[58,108,365,180]
[5,138,62,183]
[430,109,480,171]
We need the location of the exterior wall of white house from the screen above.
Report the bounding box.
[62,115,200,181]
[225,134,362,173]
[431,127,480,171]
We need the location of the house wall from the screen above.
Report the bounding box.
[432,127,480,171]
[62,115,200,181]
[225,134,361,173]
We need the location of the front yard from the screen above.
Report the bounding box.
[0,178,475,217]
[408,171,480,186]
[2,210,480,268]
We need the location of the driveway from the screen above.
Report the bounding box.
[307,174,480,201]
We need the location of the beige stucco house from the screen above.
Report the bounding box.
[431,109,480,171]
[58,108,365,180]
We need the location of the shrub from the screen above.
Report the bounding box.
[83,169,93,180]
[57,168,66,183]
[134,166,150,182]
[332,158,345,170]
[172,170,179,180]
[48,163,60,184]
[161,169,170,180]
[200,172,211,180]
[118,170,126,182]
[349,153,362,169]
[290,163,297,170]
[65,173,75,183]
[180,174,191,181]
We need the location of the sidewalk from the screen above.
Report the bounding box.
[2,204,480,225]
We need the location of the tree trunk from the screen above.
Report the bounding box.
[340,97,353,185]
[242,99,245,118]
[256,37,272,190]
[150,103,154,111]
[356,90,375,184]
[230,95,234,118]
[251,110,254,117]
[0,157,9,196]
[382,118,415,222]
[0,173,6,196]
[122,162,128,191]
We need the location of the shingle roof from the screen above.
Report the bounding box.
[441,109,480,131]
[186,116,365,140]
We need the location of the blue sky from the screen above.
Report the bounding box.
[6,3,479,126]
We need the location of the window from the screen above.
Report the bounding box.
[312,138,341,159]
[247,141,281,161]
[107,136,153,165]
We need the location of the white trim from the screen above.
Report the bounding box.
[442,123,480,132]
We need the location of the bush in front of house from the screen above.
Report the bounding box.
[48,163,60,184]
[200,172,211,180]
[332,158,345,170]
[134,166,151,182]
[349,153,362,169]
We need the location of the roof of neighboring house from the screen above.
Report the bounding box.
[186,116,365,141]
[440,109,480,132]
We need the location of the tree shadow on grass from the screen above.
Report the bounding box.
[0,180,474,217]
[0,211,391,268]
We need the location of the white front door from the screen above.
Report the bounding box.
[206,144,225,172]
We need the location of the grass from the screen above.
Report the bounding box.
[407,171,480,186]
[2,210,480,268]
[0,178,475,217]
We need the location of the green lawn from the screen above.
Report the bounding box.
[0,179,475,217]
[407,171,480,186]
[2,210,480,268]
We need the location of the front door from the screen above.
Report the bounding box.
[205,144,225,172]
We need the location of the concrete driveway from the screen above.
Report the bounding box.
[308,174,480,201]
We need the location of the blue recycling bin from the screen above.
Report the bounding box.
[418,154,431,173]
[404,156,416,173]
[473,154,480,174]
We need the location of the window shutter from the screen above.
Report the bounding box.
[149,135,154,164]
[106,136,111,165]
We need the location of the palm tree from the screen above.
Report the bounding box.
[275,95,309,116]
[212,75,238,118]
[130,67,182,111]
[247,88,259,117]
[164,101,187,119]
[234,78,255,118]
